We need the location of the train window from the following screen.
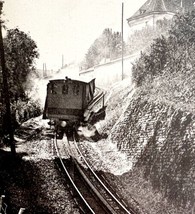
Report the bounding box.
[62,84,69,94]
[51,83,57,94]
[73,83,79,95]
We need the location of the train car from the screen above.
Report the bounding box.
[43,76,106,138]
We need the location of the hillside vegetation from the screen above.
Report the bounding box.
[81,28,123,69]
[0,28,41,140]
[81,18,171,70]
[132,11,195,112]
[127,18,171,55]
[107,10,195,214]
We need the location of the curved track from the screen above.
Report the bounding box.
[74,142,132,214]
[54,134,107,213]
[54,132,137,214]
[54,136,95,213]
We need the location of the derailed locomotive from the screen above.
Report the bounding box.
[43,76,106,139]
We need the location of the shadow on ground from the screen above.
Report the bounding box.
[0,149,55,214]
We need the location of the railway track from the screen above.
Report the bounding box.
[54,134,107,213]
[54,132,137,214]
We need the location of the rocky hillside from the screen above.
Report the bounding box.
[106,37,195,214]
[109,91,194,213]
[105,10,195,213]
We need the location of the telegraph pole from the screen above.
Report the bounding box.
[0,1,16,155]
[43,63,45,77]
[45,63,47,74]
[121,2,124,80]
[62,54,64,69]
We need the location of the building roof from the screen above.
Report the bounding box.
[128,0,194,22]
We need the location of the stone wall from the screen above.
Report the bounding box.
[80,53,139,88]
[111,97,195,210]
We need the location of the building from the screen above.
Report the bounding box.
[127,0,195,31]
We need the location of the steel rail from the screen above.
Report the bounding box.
[73,137,132,214]
[75,159,117,214]
[53,135,95,214]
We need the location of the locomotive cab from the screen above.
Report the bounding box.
[43,76,105,135]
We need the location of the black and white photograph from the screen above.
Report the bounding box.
[0,0,194,213]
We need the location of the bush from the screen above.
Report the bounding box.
[14,99,42,124]
[132,10,195,87]
[126,18,171,55]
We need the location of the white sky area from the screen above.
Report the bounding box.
[4,0,146,70]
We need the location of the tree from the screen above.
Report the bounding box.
[0,27,39,154]
[126,18,171,55]
[4,28,39,102]
[132,10,195,86]
[81,28,124,69]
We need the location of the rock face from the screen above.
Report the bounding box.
[111,96,195,211]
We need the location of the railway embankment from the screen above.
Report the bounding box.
[109,89,195,214]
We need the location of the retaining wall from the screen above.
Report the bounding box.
[111,97,195,211]
[80,54,139,88]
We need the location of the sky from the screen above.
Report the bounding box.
[4,0,146,70]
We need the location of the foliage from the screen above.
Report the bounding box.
[132,11,195,87]
[0,28,40,138]
[81,18,171,70]
[126,18,171,55]
[3,28,39,101]
[132,35,170,86]
[14,99,42,124]
[81,28,124,69]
